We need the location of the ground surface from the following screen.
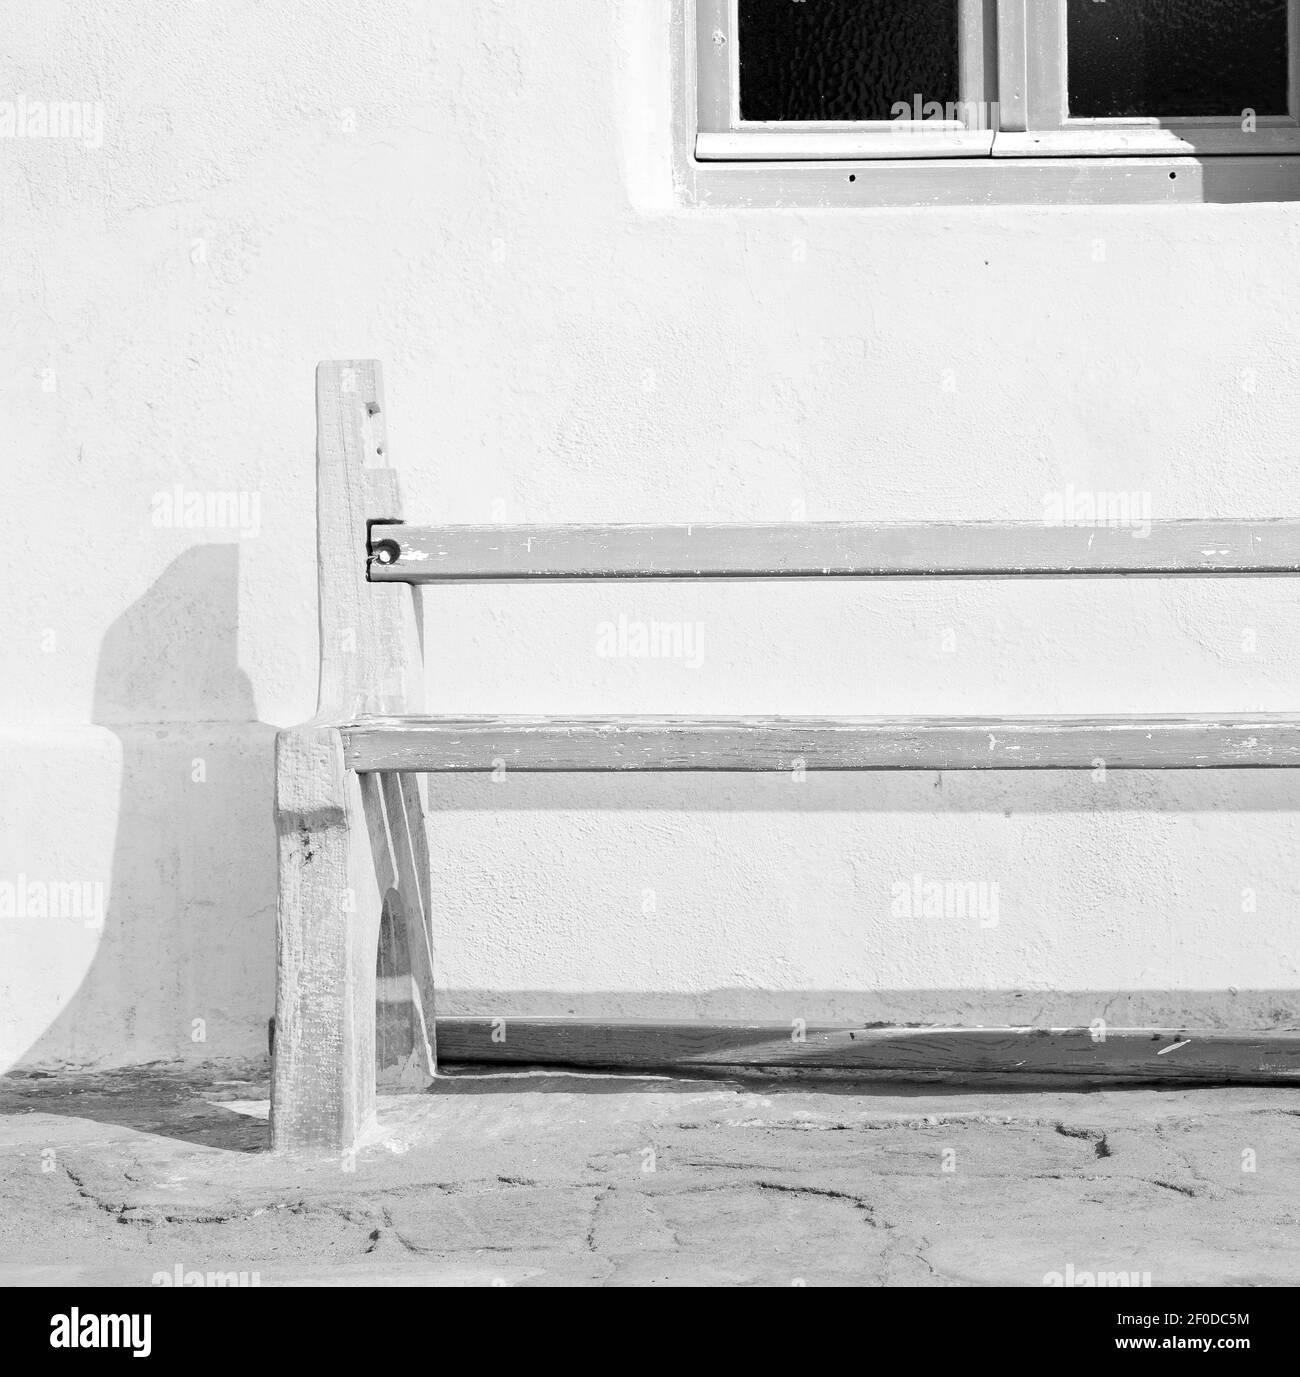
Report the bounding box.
[1,1062,1298,1286]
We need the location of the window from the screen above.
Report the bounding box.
[690,0,1300,190]
[698,0,998,159]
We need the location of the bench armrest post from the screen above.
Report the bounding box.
[271,361,435,1155]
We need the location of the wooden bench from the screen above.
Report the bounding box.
[271,359,1300,1153]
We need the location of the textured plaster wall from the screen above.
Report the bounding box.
[4,1,1300,1068]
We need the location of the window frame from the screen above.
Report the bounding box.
[692,0,1300,164]
[696,0,999,160]
[999,0,1300,157]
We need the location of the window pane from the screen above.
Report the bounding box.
[738,0,960,123]
[1067,0,1290,119]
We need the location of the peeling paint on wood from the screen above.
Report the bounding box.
[343,714,1300,773]
[368,519,1300,582]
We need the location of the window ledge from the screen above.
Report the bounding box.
[681,154,1300,209]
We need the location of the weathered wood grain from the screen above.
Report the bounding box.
[343,714,1300,773]
[272,361,436,1155]
[315,363,422,716]
[364,772,437,1088]
[272,725,382,1153]
[367,519,1300,582]
[436,1018,1300,1080]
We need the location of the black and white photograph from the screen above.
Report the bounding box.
[2,0,1297,1336]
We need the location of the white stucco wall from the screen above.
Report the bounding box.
[4,0,1300,1069]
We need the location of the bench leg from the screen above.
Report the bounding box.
[367,772,438,1090]
[271,726,382,1155]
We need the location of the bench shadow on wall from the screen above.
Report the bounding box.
[13,544,277,1143]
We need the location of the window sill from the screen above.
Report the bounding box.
[681,153,1300,208]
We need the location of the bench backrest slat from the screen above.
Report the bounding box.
[368,519,1300,582]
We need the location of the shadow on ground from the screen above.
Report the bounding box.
[4,1055,1274,1155]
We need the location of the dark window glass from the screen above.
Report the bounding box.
[1067,0,1290,119]
[738,0,960,122]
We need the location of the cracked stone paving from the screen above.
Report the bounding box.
[2,1062,1298,1286]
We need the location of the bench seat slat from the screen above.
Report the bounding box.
[342,714,1300,772]
[368,519,1300,582]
